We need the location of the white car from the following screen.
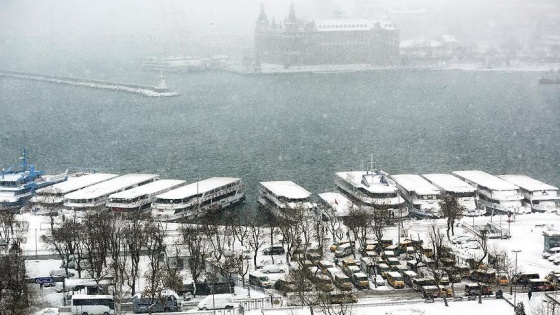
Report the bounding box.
[261,264,284,274]
[548,252,560,262]
[34,308,59,315]
[374,275,385,286]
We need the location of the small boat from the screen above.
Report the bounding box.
[539,70,560,85]
[0,149,67,211]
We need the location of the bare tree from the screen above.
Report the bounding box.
[439,194,465,240]
[123,213,147,296]
[246,217,266,270]
[180,224,208,297]
[369,209,390,250]
[0,252,31,313]
[142,219,167,315]
[81,211,113,288]
[343,208,371,256]
[108,216,129,315]
[325,214,345,244]
[40,216,78,278]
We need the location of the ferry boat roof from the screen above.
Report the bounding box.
[156,177,240,199]
[109,179,186,200]
[37,173,118,195]
[422,173,476,194]
[498,174,558,192]
[64,174,159,200]
[453,170,519,191]
[391,174,441,195]
[260,181,311,199]
[335,171,396,193]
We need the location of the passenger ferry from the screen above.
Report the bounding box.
[334,168,408,219]
[0,149,67,211]
[63,174,159,212]
[422,173,483,216]
[108,179,185,213]
[390,174,442,218]
[258,181,316,220]
[498,174,560,213]
[151,177,244,222]
[30,173,118,215]
[452,170,529,215]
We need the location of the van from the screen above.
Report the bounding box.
[351,272,370,289]
[496,273,509,286]
[249,273,271,288]
[262,245,285,255]
[335,243,354,258]
[341,258,358,270]
[197,294,234,310]
[412,277,436,291]
[333,272,353,291]
[318,260,335,273]
[376,263,390,279]
[313,273,334,292]
[50,269,75,278]
[386,272,405,289]
[329,240,354,252]
[512,272,540,285]
[402,271,418,287]
[422,285,442,298]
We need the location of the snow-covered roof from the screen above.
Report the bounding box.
[422,173,476,194]
[259,181,311,199]
[64,174,159,200]
[498,174,558,192]
[453,170,519,191]
[400,39,442,48]
[391,174,441,195]
[156,177,241,200]
[37,173,118,195]
[108,179,186,200]
[315,19,395,31]
[336,171,396,193]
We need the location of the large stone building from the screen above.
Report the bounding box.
[254,4,400,67]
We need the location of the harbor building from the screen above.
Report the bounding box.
[255,3,400,67]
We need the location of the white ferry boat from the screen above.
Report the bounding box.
[151,177,244,222]
[0,149,67,211]
[258,181,316,220]
[498,174,560,213]
[334,169,408,219]
[390,174,442,218]
[108,179,186,213]
[63,174,159,212]
[30,173,118,215]
[422,173,483,216]
[317,192,357,219]
[452,170,529,215]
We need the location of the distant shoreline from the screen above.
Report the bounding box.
[217,63,560,75]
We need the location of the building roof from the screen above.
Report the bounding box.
[453,170,519,191]
[498,174,558,192]
[391,174,441,195]
[156,177,241,200]
[37,173,118,195]
[108,179,186,200]
[422,173,476,194]
[315,19,395,31]
[64,174,159,200]
[260,181,311,199]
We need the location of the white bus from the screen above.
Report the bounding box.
[71,294,115,315]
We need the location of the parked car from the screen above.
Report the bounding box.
[373,275,386,286]
[261,264,284,274]
[263,245,285,255]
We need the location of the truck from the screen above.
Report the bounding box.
[132,291,182,313]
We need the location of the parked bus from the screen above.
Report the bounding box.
[71,294,115,315]
[402,271,418,287]
[412,277,436,291]
[386,272,405,289]
[376,263,390,279]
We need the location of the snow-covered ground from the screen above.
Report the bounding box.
[19,211,560,314]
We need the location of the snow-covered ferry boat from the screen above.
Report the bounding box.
[334,168,408,219]
[422,173,483,216]
[498,174,560,213]
[258,181,317,220]
[30,173,118,215]
[151,177,244,222]
[391,174,442,218]
[0,149,67,211]
[63,174,159,212]
[452,170,529,215]
[108,179,185,213]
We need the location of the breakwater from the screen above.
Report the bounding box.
[0,70,178,97]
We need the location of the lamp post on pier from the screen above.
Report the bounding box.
[512,249,521,308]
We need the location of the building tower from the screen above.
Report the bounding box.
[255,2,270,32]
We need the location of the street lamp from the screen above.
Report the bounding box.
[35,228,37,258]
[512,249,521,308]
